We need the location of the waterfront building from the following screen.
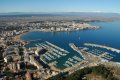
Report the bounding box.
[30,55,43,69]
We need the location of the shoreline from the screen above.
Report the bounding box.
[13,26,100,42]
[13,31,29,42]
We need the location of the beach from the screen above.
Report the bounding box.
[13,31,29,42]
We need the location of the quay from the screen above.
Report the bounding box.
[29,39,41,42]
[69,43,86,59]
[84,43,120,53]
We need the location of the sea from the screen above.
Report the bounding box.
[21,21,120,69]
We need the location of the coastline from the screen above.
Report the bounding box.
[13,31,29,42]
[13,25,100,42]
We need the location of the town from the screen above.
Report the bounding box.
[1,0,120,80]
[0,19,101,80]
[0,18,120,80]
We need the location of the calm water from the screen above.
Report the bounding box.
[21,22,120,68]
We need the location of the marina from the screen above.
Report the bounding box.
[34,41,70,64]
[36,41,118,70]
[84,48,116,61]
[21,22,120,69]
[69,42,117,63]
[63,56,83,68]
[84,45,116,61]
[26,41,119,70]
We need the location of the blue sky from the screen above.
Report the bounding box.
[0,0,120,13]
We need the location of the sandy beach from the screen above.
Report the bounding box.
[13,31,29,42]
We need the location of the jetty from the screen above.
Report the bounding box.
[84,43,120,53]
[29,39,41,42]
[69,43,86,59]
[62,43,115,74]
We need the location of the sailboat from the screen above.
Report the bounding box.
[79,36,80,40]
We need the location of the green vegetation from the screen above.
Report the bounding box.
[49,65,117,80]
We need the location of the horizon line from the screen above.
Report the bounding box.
[0,11,120,14]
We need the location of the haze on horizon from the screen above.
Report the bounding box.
[0,0,120,13]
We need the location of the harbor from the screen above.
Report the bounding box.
[34,41,69,64]
[24,40,120,72]
[63,55,83,68]
[21,22,120,65]
[88,49,115,60]
[32,41,118,73]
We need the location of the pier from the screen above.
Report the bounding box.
[88,48,115,61]
[46,41,69,53]
[84,43,120,53]
[29,39,41,42]
[69,43,86,59]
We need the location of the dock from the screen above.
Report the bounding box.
[69,43,86,59]
[46,41,69,53]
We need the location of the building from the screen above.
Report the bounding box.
[26,71,32,80]
[30,55,43,70]
[35,48,47,56]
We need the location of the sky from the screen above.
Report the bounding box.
[0,0,120,13]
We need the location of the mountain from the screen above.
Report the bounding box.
[0,12,120,18]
